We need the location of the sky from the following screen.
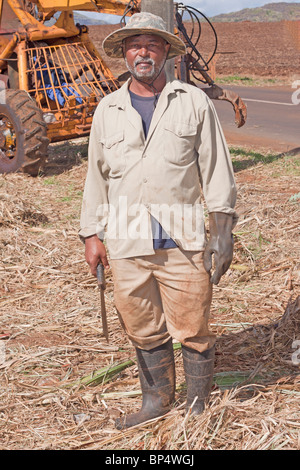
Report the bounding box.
[80,0,300,22]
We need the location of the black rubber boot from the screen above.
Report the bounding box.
[115,340,175,430]
[182,345,215,414]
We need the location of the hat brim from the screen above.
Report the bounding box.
[102,27,186,59]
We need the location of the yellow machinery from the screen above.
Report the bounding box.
[0,0,246,175]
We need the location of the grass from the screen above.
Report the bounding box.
[216,75,284,87]
[230,147,280,172]
[229,147,300,175]
[43,176,58,186]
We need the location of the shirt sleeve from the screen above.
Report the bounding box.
[196,94,238,226]
[79,109,110,240]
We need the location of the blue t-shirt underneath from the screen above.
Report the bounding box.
[129,90,177,250]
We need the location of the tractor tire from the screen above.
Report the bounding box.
[0,89,49,176]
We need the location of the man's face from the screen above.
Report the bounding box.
[123,34,170,83]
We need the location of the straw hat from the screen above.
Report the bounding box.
[102,12,186,59]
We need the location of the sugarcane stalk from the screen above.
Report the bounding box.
[64,343,262,394]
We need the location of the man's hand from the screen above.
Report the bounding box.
[84,234,109,277]
[203,212,234,285]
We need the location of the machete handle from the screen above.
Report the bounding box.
[96,263,106,290]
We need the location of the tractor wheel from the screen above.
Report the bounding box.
[0,89,49,176]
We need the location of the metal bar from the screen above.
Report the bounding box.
[47,45,70,108]
[30,0,141,16]
[17,41,29,91]
[7,0,40,26]
[141,0,174,78]
[33,48,53,112]
[81,35,119,89]
[74,45,107,97]
[0,34,18,71]
[40,47,61,111]
[64,43,96,97]
[67,43,98,101]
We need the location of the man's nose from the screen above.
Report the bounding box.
[139,46,149,56]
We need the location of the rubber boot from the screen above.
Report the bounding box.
[182,345,215,414]
[115,340,175,430]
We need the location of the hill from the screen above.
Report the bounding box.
[89,19,300,82]
[210,2,300,22]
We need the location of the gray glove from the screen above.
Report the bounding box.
[203,212,234,285]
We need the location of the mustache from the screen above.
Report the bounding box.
[134,57,155,67]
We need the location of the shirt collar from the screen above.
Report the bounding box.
[108,76,187,109]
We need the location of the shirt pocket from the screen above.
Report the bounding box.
[163,121,197,166]
[100,131,125,177]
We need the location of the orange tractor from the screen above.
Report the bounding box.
[0,0,247,176]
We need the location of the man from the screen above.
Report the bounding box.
[79,12,237,429]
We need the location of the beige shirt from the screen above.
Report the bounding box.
[79,78,237,259]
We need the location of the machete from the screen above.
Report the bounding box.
[96,263,109,343]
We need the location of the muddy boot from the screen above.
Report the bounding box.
[182,345,215,414]
[115,340,175,430]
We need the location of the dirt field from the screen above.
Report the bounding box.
[0,141,299,450]
[89,20,300,82]
[0,20,299,451]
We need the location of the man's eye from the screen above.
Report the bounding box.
[128,43,159,50]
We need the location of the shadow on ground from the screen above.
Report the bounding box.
[231,147,300,172]
[213,296,300,388]
[41,139,89,176]
[41,139,300,177]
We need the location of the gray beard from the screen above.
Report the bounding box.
[125,57,160,83]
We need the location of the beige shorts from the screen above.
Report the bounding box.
[110,248,215,353]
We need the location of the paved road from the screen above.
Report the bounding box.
[212,85,300,153]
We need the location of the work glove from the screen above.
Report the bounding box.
[203,212,234,285]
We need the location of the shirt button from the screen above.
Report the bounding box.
[143,178,147,183]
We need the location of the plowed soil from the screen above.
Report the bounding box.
[89,20,300,81]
